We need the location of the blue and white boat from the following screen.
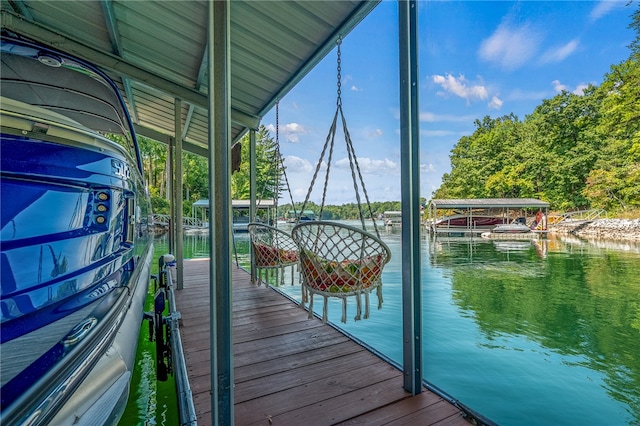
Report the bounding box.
[1,34,153,425]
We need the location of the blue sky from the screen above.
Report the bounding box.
[261,0,635,206]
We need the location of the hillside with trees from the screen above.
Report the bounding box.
[433,7,639,215]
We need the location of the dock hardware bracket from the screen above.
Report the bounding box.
[144,254,197,424]
[143,259,176,381]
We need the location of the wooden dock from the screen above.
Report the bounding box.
[175,258,474,425]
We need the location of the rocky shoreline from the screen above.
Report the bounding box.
[551,218,640,242]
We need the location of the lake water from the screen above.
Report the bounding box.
[122,221,640,426]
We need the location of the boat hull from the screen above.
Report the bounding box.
[435,214,508,229]
[491,223,533,234]
[481,231,540,240]
[1,35,153,425]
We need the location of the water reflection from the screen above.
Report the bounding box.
[182,231,252,265]
[429,235,640,425]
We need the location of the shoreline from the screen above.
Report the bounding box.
[551,218,640,242]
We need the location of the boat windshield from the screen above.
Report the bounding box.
[0,37,138,164]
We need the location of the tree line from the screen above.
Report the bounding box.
[138,123,401,220]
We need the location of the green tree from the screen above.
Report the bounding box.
[139,136,167,195]
[231,125,281,201]
[526,87,602,209]
[583,58,640,210]
[183,151,208,202]
[434,114,524,200]
[583,8,640,212]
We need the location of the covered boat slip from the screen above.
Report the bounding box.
[175,259,474,425]
[191,199,277,232]
[428,198,550,236]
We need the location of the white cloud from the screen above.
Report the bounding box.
[421,163,435,173]
[282,167,402,205]
[280,122,308,143]
[552,79,569,93]
[432,74,488,102]
[488,95,504,110]
[479,20,540,70]
[422,129,458,137]
[367,128,383,137]
[420,111,478,123]
[351,85,362,92]
[283,155,314,173]
[540,39,579,64]
[552,80,590,96]
[590,0,625,21]
[335,157,398,173]
[507,88,554,101]
[573,84,590,95]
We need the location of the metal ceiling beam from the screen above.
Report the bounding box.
[6,0,33,21]
[100,0,140,123]
[1,9,260,130]
[134,124,208,157]
[183,43,211,140]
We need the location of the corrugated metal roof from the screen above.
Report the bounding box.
[429,198,550,209]
[0,0,379,155]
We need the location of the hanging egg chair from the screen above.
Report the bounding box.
[290,37,391,323]
[248,223,299,287]
[292,221,390,323]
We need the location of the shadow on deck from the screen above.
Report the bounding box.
[175,258,476,425]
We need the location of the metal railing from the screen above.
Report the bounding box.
[160,256,198,426]
[549,208,606,224]
[152,214,207,229]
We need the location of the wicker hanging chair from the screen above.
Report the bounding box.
[289,38,391,323]
[248,223,299,287]
[292,221,391,323]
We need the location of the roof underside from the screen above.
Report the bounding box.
[0,0,379,156]
[429,198,550,209]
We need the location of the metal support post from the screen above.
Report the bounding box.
[250,129,257,284]
[168,135,175,254]
[175,99,184,289]
[208,0,233,424]
[399,0,422,395]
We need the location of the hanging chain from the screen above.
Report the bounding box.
[274,99,296,224]
[276,100,279,143]
[301,34,381,237]
[336,36,342,107]
[274,100,279,221]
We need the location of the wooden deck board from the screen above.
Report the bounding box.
[175,259,472,426]
[234,341,366,383]
[234,352,385,403]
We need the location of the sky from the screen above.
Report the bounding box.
[260,0,635,206]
